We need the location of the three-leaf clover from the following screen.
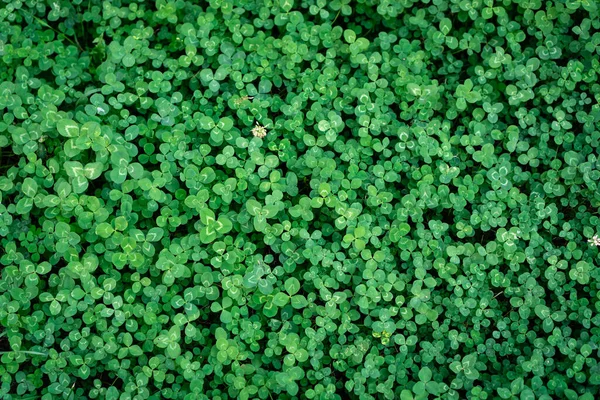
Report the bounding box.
[450,353,480,380]
[64,161,104,194]
[454,79,481,110]
[246,199,280,232]
[154,326,182,359]
[195,207,233,243]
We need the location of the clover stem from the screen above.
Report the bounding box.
[0,350,48,356]
[332,10,341,24]
[20,9,83,51]
[66,381,77,399]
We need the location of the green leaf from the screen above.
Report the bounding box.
[534,304,550,319]
[147,227,164,242]
[57,119,80,137]
[418,367,432,383]
[497,388,512,399]
[407,83,421,96]
[400,390,414,400]
[216,216,233,234]
[199,225,217,244]
[72,175,89,194]
[128,163,144,179]
[64,161,84,177]
[199,116,215,130]
[84,162,104,180]
[49,300,61,315]
[166,342,181,358]
[16,197,34,214]
[246,199,262,216]
[253,215,267,231]
[218,117,233,131]
[272,292,290,307]
[344,29,356,43]
[199,167,216,184]
[291,295,308,309]
[96,222,114,238]
[463,368,480,380]
[199,207,216,225]
[280,0,293,12]
[449,361,462,374]
[22,178,38,198]
[440,18,452,35]
[284,277,301,296]
[263,204,279,218]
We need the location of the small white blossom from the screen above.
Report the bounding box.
[251,123,267,139]
[234,95,253,106]
[588,235,600,247]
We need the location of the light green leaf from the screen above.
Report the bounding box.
[246,199,262,216]
[284,277,301,296]
[407,83,421,96]
[440,18,452,35]
[291,295,308,309]
[22,178,38,198]
[166,342,181,358]
[216,216,233,234]
[263,204,279,218]
[272,292,290,307]
[147,227,164,242]
[64,161,84,177]
[418,367,432,383]
[84,162,104,180]
[96,222,114,239]
[199,167,216,184]
[199,207,215,225]
[57,119,80,138]
[72,175,89,194]
[49,300,61,315]
[253,215,267,232]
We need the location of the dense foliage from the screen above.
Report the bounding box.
[1,0,600,399]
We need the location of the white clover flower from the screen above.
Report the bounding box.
[588,235,600,247]
[233,95,253,106]
[251,123,267,139]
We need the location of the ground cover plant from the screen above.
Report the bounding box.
[1,0,600,399]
